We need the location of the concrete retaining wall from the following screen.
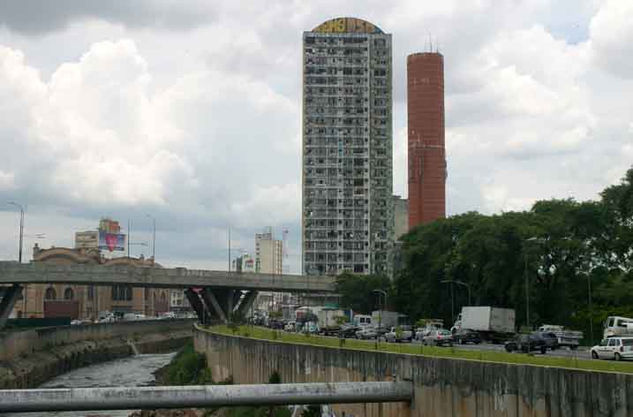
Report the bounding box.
[0,320,194,388]
[194,328,633,417]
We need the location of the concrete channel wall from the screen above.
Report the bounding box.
[194,328,633,417]
[0,319,193,388]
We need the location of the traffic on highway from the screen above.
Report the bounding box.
[249,306,633,361]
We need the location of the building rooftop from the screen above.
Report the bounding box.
[311,17,383,34]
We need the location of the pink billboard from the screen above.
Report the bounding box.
[98,230,126,252]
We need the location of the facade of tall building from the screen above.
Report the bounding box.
[407,52,446,229]
[255,229,283,275]
[302,17,393,276]
[393,195,409,240]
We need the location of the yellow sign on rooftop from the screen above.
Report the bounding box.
[312,17,383,34]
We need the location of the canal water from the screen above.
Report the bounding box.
[7,352,176,417]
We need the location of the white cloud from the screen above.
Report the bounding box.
[589,0,633,79]
[0,0,631,271]
[0,171,15,190]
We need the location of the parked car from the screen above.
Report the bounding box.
[385,325,414,343]
[421,329,453,346]
[504,333,548,354]
[591,337,633,361]
[453,330,482,345]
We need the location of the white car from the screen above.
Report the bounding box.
[591,337,633,361]
[384,326,413,343]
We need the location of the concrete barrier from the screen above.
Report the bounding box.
[0,320,194,388]
[0,319,193,361]
[194,328,633,417]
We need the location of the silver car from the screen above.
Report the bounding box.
[421,329,453,346]
[355,327,378,339]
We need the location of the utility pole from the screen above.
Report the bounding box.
[228,226,231,273]
[127,219,131,257]
[587,273,594,343]
[524,252,530,330]
[146,214,156,261]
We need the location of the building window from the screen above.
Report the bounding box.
[111,285,132,301]
[87,286,94,300]
[45,287,56,300]
[64,287,74,301]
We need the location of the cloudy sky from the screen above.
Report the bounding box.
[0,0,631,272]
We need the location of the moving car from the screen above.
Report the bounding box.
[504,333,548,354]
[538,324,583,349]
[453,329,482,345]
[355,327,378,340]
[421,329,453,346]
[384,325,414,343]
[591,337,633,361]
[536,331,559,350]
[338,324,359,338]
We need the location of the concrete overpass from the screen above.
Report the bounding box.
[0,262,336,328]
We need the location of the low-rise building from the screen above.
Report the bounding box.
[11,244,169,320]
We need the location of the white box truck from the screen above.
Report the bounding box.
[453,306,515,343]
[317,308,346,335]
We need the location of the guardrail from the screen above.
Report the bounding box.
[0,382,413,412]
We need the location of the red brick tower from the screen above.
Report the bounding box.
[407,52,446,229]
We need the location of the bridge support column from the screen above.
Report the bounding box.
[0,284,22,329]
[235,290,258,319]
[186,288,258,325]
[185,289,210,325]
[201,290,228,323]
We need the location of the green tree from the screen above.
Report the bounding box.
[335,272,391,313]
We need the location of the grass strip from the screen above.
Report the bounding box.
[204,325,633,375]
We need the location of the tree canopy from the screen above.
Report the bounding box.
[335,167,633,343]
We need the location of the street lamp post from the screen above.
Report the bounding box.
[372,289,387,331]
[145,214,156,262]
[587,273,594,342]
[441,280,471,306]
[7,202,24,263]
[524,253,530,330]
[523,237,544,331]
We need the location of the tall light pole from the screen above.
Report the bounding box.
[373,289,387,333]
[440,280,471,306]
[145,214,156,261]
[523,237,543,330]
[587,273,594,342]
[7,202,24,263]
[372,289,387,311]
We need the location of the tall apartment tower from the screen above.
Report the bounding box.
[302,17,393,276]
[407,52,446,228]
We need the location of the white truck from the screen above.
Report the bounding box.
[317,308,346,335]
[603,316,633,339]
[538,325,583,349]
[452,306,516,343]
[371,310,406,330]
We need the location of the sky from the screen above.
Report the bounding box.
[0,0,631,273]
